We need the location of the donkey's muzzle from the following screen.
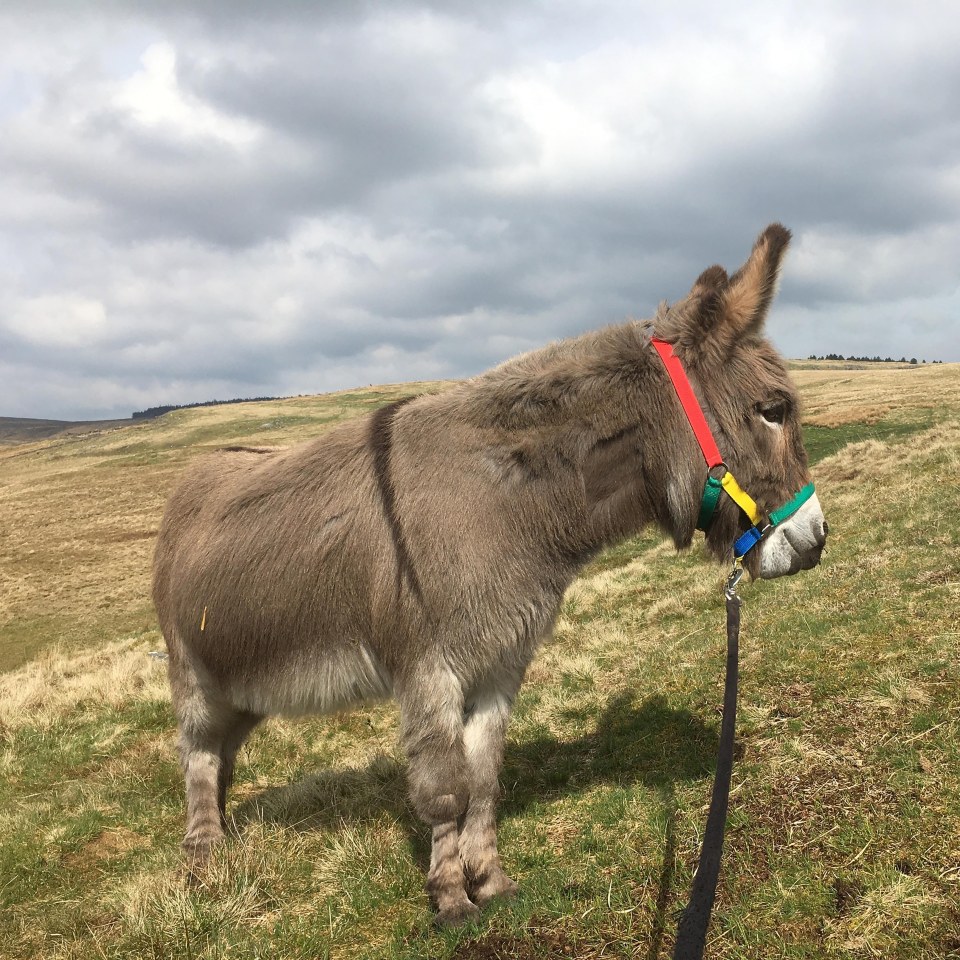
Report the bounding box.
[757,493,827,579]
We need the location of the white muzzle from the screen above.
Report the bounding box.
[757,493,827,578]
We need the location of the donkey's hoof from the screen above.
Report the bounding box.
[472,872,518,907]
[434,899,480,928]
[181,835,221,883]
[182,856,212,886]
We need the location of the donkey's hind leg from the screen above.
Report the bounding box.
[459,669,523,906]
[171,658,254,868]
[398,668,477,926]
[217,710,261,826]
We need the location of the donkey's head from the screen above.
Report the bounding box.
[653,224,827,579]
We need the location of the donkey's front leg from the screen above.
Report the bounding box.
[399,670,478,926]
[459,672,522,906]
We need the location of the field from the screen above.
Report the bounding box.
[1,362,958,959]
[0,417,142,448]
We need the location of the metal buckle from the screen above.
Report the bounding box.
[725,561,744,600]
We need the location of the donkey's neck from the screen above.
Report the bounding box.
[430,319,701,563]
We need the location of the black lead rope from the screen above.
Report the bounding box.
[672,582,742,960]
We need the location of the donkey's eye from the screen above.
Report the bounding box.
[758,402,787,425]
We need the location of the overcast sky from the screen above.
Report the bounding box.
[1,1,958,420]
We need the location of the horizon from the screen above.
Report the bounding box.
[3,354,955,425]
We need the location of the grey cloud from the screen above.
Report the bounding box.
[2,1,959,421]
[2,6,527,247]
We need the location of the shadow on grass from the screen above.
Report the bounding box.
[646,785,679,960]
[232,692,715,883]
[500,691,717,812]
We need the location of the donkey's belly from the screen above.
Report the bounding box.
[226,639,393,717]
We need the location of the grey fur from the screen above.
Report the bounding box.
[153,224,826,924]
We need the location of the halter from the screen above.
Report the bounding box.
[650,337,815,565]
[651,335,817,958]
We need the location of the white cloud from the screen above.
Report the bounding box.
[8,294,109,348]
[112,41,260,147]
[789,223,960,303]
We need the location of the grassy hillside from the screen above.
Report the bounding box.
[1,364,958,959]
[0,416,141,447]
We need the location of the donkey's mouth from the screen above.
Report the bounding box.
[758,539,823,578]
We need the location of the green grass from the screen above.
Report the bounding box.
[803,413,936,465]
[1,366,959,958]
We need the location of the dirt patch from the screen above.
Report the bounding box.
[63,826,146,872]
[445,917,648,960]
[833,876,866,917]
[917,567,958,586]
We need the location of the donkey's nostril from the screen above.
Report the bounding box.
[814,519,829,549]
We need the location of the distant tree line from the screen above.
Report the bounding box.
[132,396,285,419]
[806,354,944,365]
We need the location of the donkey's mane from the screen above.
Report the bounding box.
[436,317,659,430]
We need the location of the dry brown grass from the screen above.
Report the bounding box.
[803,403,895,427]
[815,420,960,498]
[791,360,960,423]
[826,875,946,957]
[0,634,169,731]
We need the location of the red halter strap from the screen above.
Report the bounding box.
[650,338,723,470]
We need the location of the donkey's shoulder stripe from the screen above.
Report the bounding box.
[650,338,723,469]
[370,396,423,602]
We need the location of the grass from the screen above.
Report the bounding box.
[1,362,958,958]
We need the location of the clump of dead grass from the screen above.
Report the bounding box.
[0,634,169,732]
[111,828,296,947]
[815,421,960,484]
[313,821,408,898]
[826,874,944,956]
[860,677,932,714]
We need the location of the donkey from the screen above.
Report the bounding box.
[153,224,827,925]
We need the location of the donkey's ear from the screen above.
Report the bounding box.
[652,263,728,346]
[689,264,728,329]
[720,223,791,338]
